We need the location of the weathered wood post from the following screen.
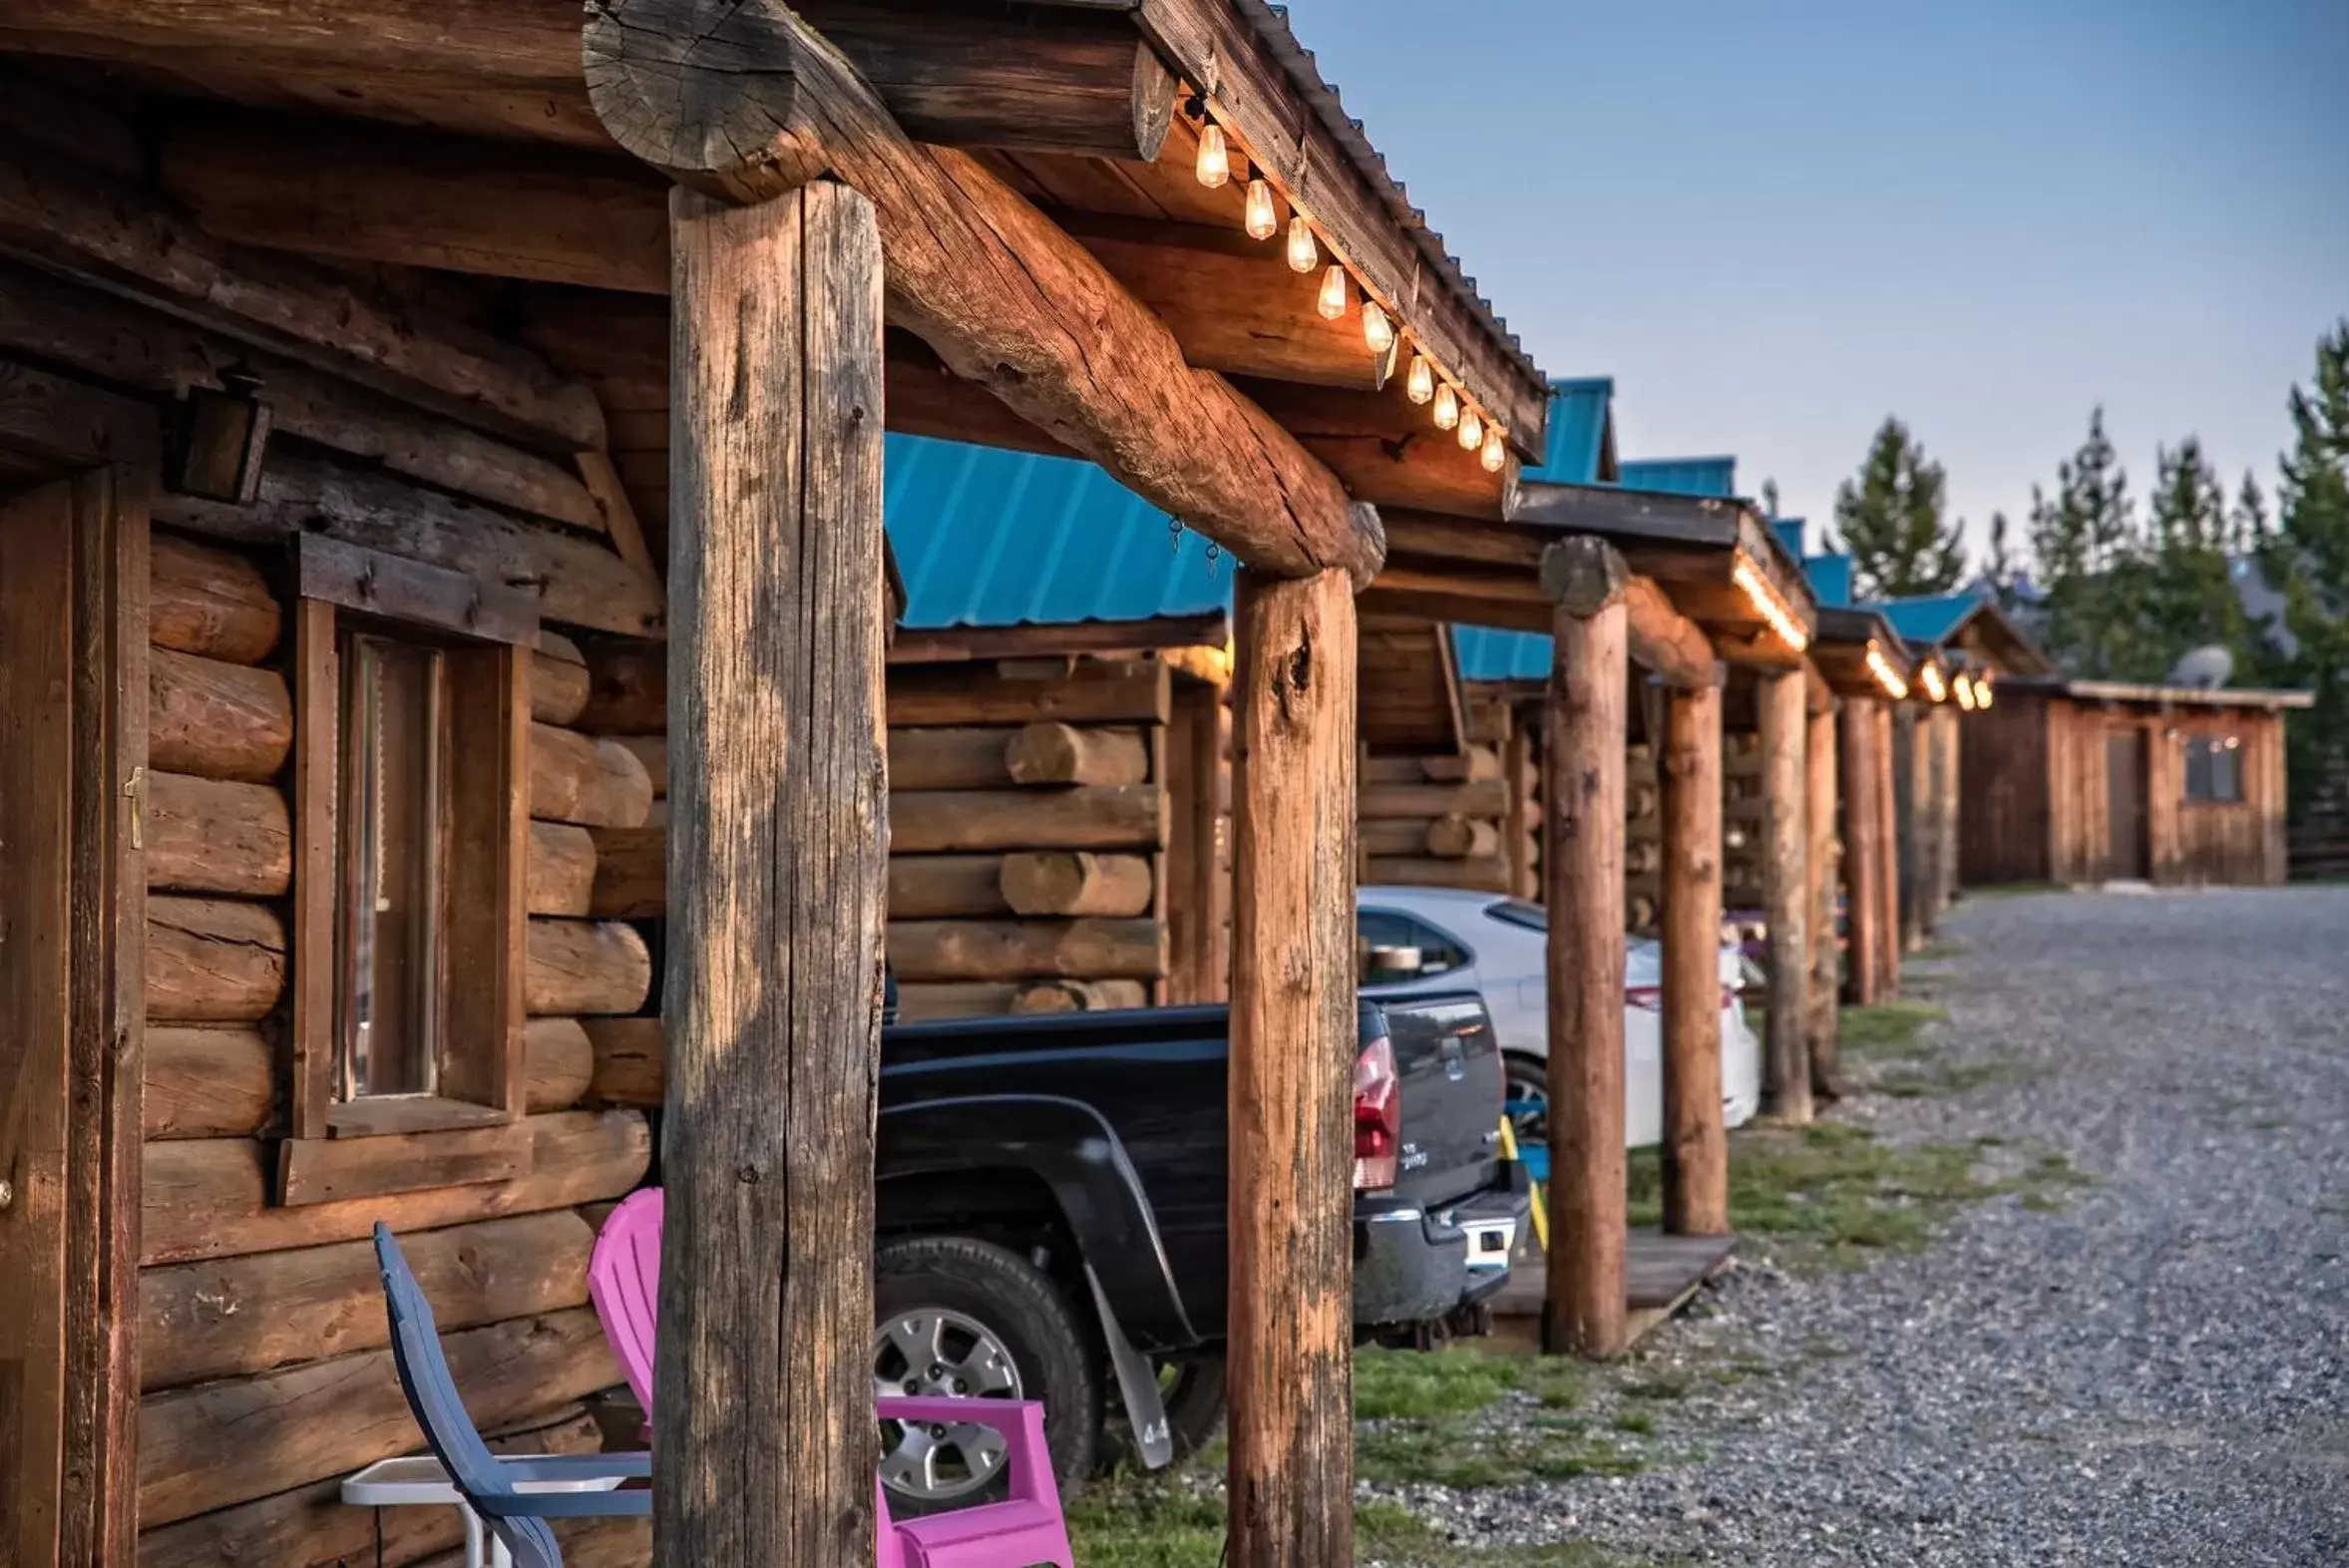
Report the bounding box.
[661,181,890,1568]
[1659,674,1728,1234]
[1759,668,1811,1123]
[1839,696,1881,1007]
[1874,702,1902,998]
[1804,693,1843,1099]
[1895,704,1924,951]
[1228,567,1359,1567]
[1933,703,1961,917]
[1540,537,1629,1358]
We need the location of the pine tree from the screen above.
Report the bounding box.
[1830,417,1968,597]
[1983,510,2019,607]
[2028,407,2148,676]
[2261,322,2349,816]
[2142,437,2244,674]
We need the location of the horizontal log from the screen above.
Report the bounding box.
[149,646,291,782]
[133,1404,604,1568]
[148,896,285,1023]
[278,1119,534,1207]
[150,530,280,663]
[891,980,1153,1021]
[891,786,1166,854]
[886,919,1165,982]
[1359,779,1508,820]
[141,1109,651,1265]
[532,645,591,725]
[1364,854,1512,893]
[611,733,666,796]
[1425,815,1501,859]
[887,659,1169,728]
[586,825,662,919]
[144,1025,274,1140]
[138,1305,619,1526]
[583,1016,663,1109]
[1420,745,1502,783]
[0,131,603,453]
[576,639,665,733]
[146,771,289,896]
[1008,979,1152,1015]
[530,721,655,828]
[529,820,598,916]
[1360,817,1434,858]
[1003,721,1149,786]
[154,449,664,639]
[888,725,1015,791]
[1363,753,1428,786]
[141,1208,594,1390]
[998,851,1154,918]
[525,1017,595,1113]
[889,853,1010,920]
[525,919,653,1015]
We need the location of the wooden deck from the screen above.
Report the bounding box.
[1485,1228,1737,1352]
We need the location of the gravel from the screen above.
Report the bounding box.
[1399,886,2349,1566]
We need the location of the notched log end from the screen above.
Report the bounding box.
[1540,535,1627,617]
[584,0,830,200]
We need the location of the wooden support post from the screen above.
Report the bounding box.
[1839,697,1881,1007]
[1660,676,1728,1233]
[1538,537,1629,1357]
[660,182,888,1568]
[1227,568,1358,1568]
[1933,705,1961,917]
[1896,704,1926,951]
[1804,698,1843,1099]
[1874,702,1902,998]
[1503,706,1538,900]
[1759,668,1812,1124]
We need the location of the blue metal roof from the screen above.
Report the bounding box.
[883,433,1234,629]
[1452,626,1554,683]
[1525,378,1614,485]
[1619,455,1737,498]
[1771,519,1807,560]
[1804,554,1855,608]
[1868,591,1987,648]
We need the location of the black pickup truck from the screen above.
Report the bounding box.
[869,990,1526,1508]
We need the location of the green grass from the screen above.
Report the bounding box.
[1910,937,1969,963]
[1838,1000,1950,1059]
[1354,1345,1524,1419]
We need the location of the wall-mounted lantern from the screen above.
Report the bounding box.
[166,364,273,504]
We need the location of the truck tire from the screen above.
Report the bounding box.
[874,1235,1100,1513]
[1097,1351,1228,1473]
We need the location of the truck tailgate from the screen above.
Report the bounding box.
[1375,992,1504,1210]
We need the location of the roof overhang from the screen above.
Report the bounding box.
[2002,676,2314,711]
[1811,605,1917,700]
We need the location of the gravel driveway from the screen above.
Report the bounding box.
[1437,886,2349,1565]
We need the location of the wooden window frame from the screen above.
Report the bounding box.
[2181,733,2244,809]
[285,537,537,1165]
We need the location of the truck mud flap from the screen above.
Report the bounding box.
[1085,1263,1174,1470]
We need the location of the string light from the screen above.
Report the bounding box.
[1864,638,1910,700]
[1285,214,1319,274]
[1457,407,1483,452]
[1405,354,1434,405]
[1194,123,1230,189]
[1918,660,1948,703]
[1432,383,1459,431]
[1317,264,1348,321]
[1479,426,1507,473]
[1362,299,1393,353]
[1975,673,1994,709]
[1732,558,1811,652]
[1244,177,1277,241]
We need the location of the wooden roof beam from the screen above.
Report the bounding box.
[585,0,1378,584]
[1361,557,1716,691]
[0,0,1180,162]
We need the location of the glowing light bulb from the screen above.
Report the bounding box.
[1317,264,1348,321]
[1405,354,1434,405]
[1361,299,1393,353]
[1457,407,1483,452]
[1243,178,1277,240]
[1432,383,1459,431]
[1953,673,1977,710]
[1480,426,1506,473]
[1194,123,1229,189]
[1285,214,1318,273]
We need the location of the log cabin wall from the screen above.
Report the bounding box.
[1959,689,2055,885]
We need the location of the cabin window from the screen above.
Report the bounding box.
[2183,736,2242,805]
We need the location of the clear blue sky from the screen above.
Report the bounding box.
[1282,0,2348,563]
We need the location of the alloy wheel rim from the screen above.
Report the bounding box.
[872,1308,1024,1501]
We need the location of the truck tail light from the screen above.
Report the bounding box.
[1354,1034,1400,1190]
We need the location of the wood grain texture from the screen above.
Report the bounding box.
[286,597,336,1139]
[577,638,667,733]
[997,850,1154,918]
[144,771,289,896]
[1659,681,1728,1236]
[585,824,663,919]
[886,853,1012,920]
[524,919,653,1015]
[887,725,1019,791]
[1838,697,1881,1007]
[531,721,656,827]
[529,820,599,916]
[1873,702,1901,999]
[1164,678,1231,1004]
[890,785,1166,854]
[584,1,1377,585]
[1003,721,1150,786]
[1226,568,1358,1567]
[1804,703,1843,1097]
[140,1110,650,1265]
[147,645,291,781]
[145,895,284,1022]
[149,529,280,663]
[885,918,1163,982]
[276,1120,532,1207]
[440,644,532,1114]
[143,1025,274,1139]
[659,182,888,1568]
[887,659,1169,727]
[1758,669,1812,1123]
[1542,590,1629,1359]
[583,1016,665,1108]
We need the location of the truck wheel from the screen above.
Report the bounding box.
[874,1236,1100,1514]
[1097,1351,1228,1473]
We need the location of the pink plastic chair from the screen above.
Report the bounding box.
[587,1189,1071,1568]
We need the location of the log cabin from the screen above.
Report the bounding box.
[0,3,1572,1563]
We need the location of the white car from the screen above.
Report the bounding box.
[1357,886,1762,1150]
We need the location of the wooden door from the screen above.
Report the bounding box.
[2105,728,2149,881]
[0,472,146,1567]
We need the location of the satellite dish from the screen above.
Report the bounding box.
[2166,645,2233,690]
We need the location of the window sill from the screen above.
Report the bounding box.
[327,1095,513,1139]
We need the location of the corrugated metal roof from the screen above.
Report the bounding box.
[1869,591,1988,647]
[884,433,1233,629]
[1619,455,1738,498]
[1525,378,1614,485]
[1805,554,1855,608]
[1452,626,1554,683]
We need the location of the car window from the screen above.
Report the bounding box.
[1358,909,1470,985]
[1484,899,1545,933]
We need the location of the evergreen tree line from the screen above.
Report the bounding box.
[1823,322,2349,818]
